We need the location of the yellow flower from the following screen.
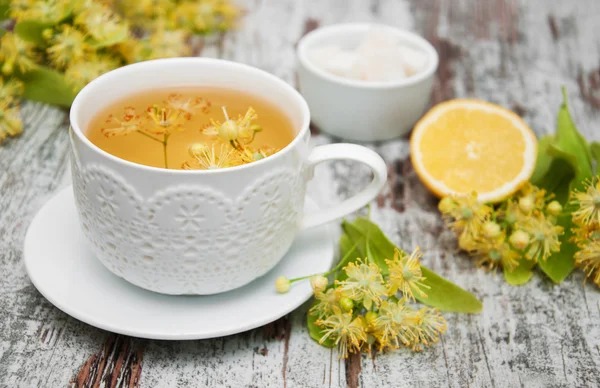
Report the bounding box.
[101,106,144,137]
[412,307,447,351]
[182,143,240,170]
[572,222,600,246]
[517,183,547,213]
[172,0,239,33]
[310,275,328,293]
[509,230,530,251]
[0,77,24,100]
[336,259,387,310]
[118,0,176,23]
[12,0,71,22]
[165,93,211,118]
[75,3,129,44]
[237,145,278,164]
[0,33,37,75]
[65,55,121,92]
[310,288,341,320]
[203,107,262,143]
[519,214,563,261]
[46,25,90,69]
[574,241,600,286]
[501,200,525,225]
[0,99,23,143]
[386,247,430,301]
[571,178,600,226]
[372,299,418,350]
[146,104,186,135]
[146,25,191,59]
[315,306,367,358]
[440,192,491,249]
[471,235,520,271]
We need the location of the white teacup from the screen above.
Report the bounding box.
[69,58,387,295]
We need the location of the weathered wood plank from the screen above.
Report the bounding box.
[0,0,599,387]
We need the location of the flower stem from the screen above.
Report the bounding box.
[289,240,361,284]
[163,134,170,169]
[135,130,164,144]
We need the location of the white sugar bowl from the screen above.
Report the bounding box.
[296,23,438,141]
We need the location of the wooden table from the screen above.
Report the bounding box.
[2,0,600,387]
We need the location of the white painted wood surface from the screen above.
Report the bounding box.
[1,0,600,387]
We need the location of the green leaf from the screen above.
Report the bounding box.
[530,136,555,184]
[307,306,335,348]
[21,66,76,107]
[0,0,9,20]
[343,218,483,313]
[552,87,594,189]
[336,234,362,282]
[590,141,600,170]
[89,27,129,48]
[503,258,535,286]
[14,20,56,45]
[538,213,576,283]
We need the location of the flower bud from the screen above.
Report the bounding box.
[275,276,290,294]
[509,230,530,250]
[483,221,502,239]
[438,197,455,213]
[309,275,328,293]
[546,201,562,216]
[42,28,54,41]
[188,142,207,157]
[518,196,535,213]
[219,120,239,141]
[365,311,378,326]
[339,297,354,312]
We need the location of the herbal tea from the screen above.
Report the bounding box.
[86,87,295,169]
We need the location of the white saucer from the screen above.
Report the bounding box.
[24,187,334,340]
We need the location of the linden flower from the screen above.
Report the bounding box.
[571,179,600,226]
[0,99,23,143]
[101,107,144,137]
[172,0,239,33]
[310,288,342,319]
[574,241,600,286]
[315,306,368,358]
[0,77,24,101]
[13,0,71,22]
[182,143,240,170]
[372,299,418,350]
[0,33,37,75]
[166,94,211,118]
[336,259,387,310]
[519,215,563,261]
[147,26,191,59]
[146,104,186,135]
[471,236,520,271]
[412,307,447,351]
[203,107,262,143]
[572,222,600,246]
[66,55,121,92]
[517,183,547,213]
[238,145,277,164]
[75,4,129,44]
[440,193,491,249]
[46,25,90,69]
[386,247,430,301]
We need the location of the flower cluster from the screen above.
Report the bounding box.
[570,178,600,286]
[278,247,447,358]
[0,0,239,144]
[183,106,276,170]
[102,96,275,170]
[439,184,564,272]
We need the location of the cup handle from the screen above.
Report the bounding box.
[300,143,388,230]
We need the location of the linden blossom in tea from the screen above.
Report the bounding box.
[86,87,295,169]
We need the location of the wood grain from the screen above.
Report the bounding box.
[1,1,600,387]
